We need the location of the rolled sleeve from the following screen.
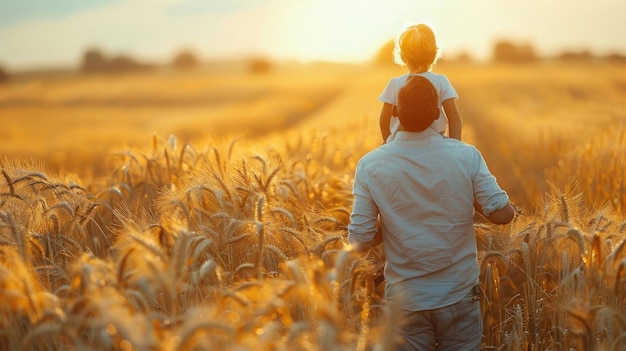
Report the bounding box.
[472,149,510,217]
[480,191,510,217]
[348,163,379,249]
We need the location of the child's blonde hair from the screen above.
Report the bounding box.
[393,23,439,72]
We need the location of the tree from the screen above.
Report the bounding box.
[172,50,200,70]
[81,48,107,72]
[557,50,594,61]
[373,39,396,65]
[0,65,8,83]
[108,55,139,73]
[492,40,537,63]
[248,58,272,74]
[80,48,153,74]
[606,52,626,63]
[454,51,474,64]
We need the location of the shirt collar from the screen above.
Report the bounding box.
[394,127,442,141]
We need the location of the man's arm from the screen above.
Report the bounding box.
[472,149,515,225]
[348,164,381,252]
[474,198,515,224]
[351,218,383,252]
[349,211,382,252]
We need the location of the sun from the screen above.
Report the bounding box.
[265,0,437,63]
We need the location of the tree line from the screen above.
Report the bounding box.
[1,40,625,83]
[373,39,626,65]
[79,48,271,75]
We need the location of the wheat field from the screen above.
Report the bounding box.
[1,61,625,350]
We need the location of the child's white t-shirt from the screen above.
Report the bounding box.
[379,72,458,143]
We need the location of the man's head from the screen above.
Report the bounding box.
[394,76,439,132]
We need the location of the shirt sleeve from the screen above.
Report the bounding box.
[439,75,459,102]
[378,78,399,105]
[471,148,510,217]
[348,161,380,248]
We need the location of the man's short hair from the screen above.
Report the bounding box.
[396,76,439,132]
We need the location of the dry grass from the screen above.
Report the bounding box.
[0,61,625,350]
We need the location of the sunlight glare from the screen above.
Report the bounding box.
[270,0,438,62]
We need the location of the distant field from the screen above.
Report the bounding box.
[1,61,624,209]
[1,60,626,350]
[0,63,362,173]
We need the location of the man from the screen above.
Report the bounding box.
[348,75,514,351]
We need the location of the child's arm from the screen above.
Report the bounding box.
[443,98,462,140]
[379,103,393,143]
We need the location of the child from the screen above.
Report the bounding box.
[379,23,463,143]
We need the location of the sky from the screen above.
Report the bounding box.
[0,0,625,70]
